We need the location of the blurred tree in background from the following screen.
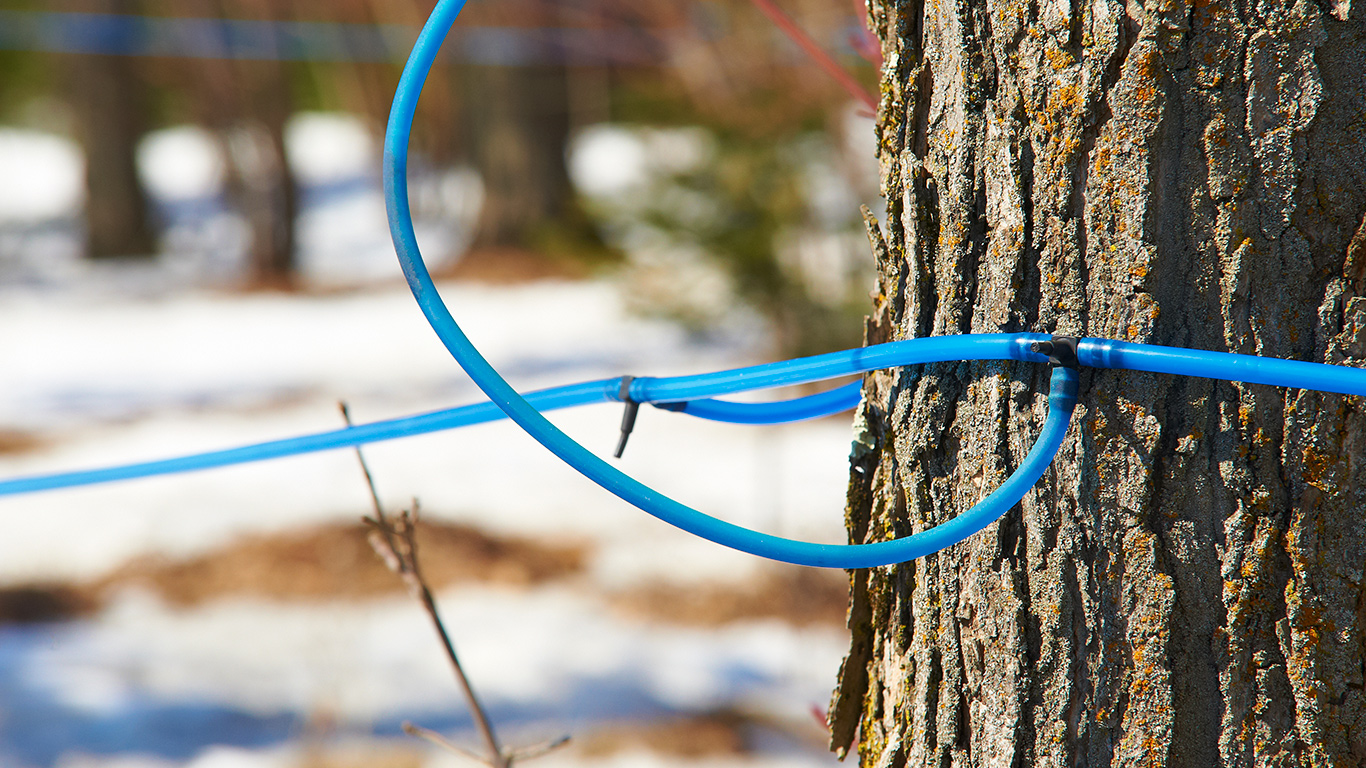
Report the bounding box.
[198,0,299,286]
[0,0,881,353]
[66,0,157,260]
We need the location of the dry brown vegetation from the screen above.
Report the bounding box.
[94,519,588,607]
[290,712,769,766]
[0,584,99,623]
[573,711,750,758]
[0,518,848,633]
[0,430,45,455]
[608,566,848,628]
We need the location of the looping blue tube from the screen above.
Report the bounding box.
[382,0,1079,567]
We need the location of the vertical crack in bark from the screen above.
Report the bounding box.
[1019,136,1041,330]
[1063,554,1094,762]
[924,646,943,754]
[1014,551,1040,768]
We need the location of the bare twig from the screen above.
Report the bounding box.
[508,735,573,762]
[369,501,510,766]
[339,402,385,519]
[403,722,491,764]
[746,0,877,111]
[340,402,568,767]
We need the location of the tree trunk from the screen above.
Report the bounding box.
[465,61,576,250]
[830,0,1365,764]
[185,0,299,287]
[231,62,299,287]
[69,0,157,260]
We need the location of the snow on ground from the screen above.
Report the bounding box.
[0,128,85,224]
[0,279,832,581]
[31,587,844,734]
[0,110,860,768]
[0,277,854,767]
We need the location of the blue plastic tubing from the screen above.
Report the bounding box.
[376,0,1366,566]
[378,0,1069,567]
[0,375,854,498]
[4,0,1366,566]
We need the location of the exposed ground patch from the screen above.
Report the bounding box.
[608,566,848,628]
[93,519,589,607]
[0,519,849,632]
[0,584,98,623]
[0,429,45,455]
[573,711,751,758]
[437,246,591,283]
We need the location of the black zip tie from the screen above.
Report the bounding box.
[1031,335,1081,369]
[613,375,640,459]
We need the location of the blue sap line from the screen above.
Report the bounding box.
[382,0,1078,567]
[1078,339,1366,396]
[6,0,1366,569]
[0,10,660,65]
[0,10,413,61]
[0,371,870,499]
[379,0,1366,566]
[661,381,862,424]
[0,380,608,497]
[0,334,1056,501]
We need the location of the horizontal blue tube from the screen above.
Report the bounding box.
[0,380,612,497]
[0,371,870,498]
[659,381,862,424]
[1079,338,1366,396]
[13,328,1362,526]
[0,10,661,65]
[625,334,1046,402]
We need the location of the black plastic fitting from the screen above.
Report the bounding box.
[614,376,640,459]
[1031,335,1081,369]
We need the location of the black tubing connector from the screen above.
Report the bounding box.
[614,376,641,459]
[1032,335,1081,369]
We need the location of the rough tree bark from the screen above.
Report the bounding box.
[830,0,1364,765]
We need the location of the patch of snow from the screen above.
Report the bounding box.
[284,113,376,187]
[569,125,649,197]
[184,747,291,768]
[138,127,225,203]
[12,585,844,764]
[0,128,84,223]
[0,279,845,584]
[569,126,715,201]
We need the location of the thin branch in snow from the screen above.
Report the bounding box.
[340,402,569,767]
[508,735,573,761]
[403,722,493,764]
